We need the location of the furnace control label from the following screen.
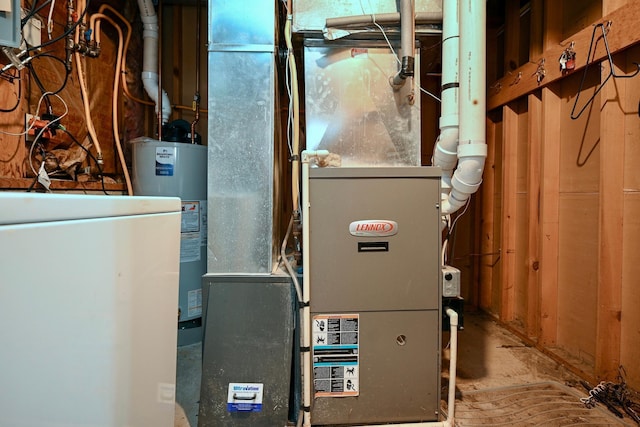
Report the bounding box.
[312,314,359,397]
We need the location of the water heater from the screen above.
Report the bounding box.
[131,137,208,346]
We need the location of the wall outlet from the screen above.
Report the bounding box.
[25,113,39,142]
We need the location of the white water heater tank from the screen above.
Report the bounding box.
[131,137,208,346]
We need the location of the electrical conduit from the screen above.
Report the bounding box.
[136,0,171,125]
[432,0,459,202]
[441,0,487,215]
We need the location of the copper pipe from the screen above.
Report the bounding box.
[190,0,202,144]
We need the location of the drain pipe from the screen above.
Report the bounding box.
[441,0,487,215]
[136,0,172,125]
[432,0,459,203]
[391,0,415,88]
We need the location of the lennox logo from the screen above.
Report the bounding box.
[349,220,398,237]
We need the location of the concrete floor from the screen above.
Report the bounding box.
[173,311,587,427]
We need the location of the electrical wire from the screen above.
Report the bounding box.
[58,126,109,195]
[0,69,21,113]
[27,52,71,95]
[27,92,69,176]
[0,89,59,136]
[47,0,56,40]
[359,0,441,103]
[26,0,91,53]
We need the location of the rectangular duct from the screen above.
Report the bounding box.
[207,0,277,273]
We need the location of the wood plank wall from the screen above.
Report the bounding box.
[480,0,640,388]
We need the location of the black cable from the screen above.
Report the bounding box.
[28,52,70,95]
[26,0,91,53]
[0,69,21,113]
[58,126,109,195]
[25,60,52,112]
[22,0,52,27]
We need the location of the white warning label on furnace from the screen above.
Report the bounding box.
[312,314,359,397]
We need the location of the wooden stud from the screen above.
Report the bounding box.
[594,0,627,382]
[501,104,518,321]
[480,115,498,311]
[526,93,542,339]
[538,87,561,346]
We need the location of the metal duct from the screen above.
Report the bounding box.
[206,0,277,273]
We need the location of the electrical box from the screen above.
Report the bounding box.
[442,265,461,297]
[307,167,442,425]
[0,0,20,48]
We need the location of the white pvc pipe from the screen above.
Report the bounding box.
[136,0,172,124]
[301,150,329,427]
[441,0,487,215]
[432,0,460,199]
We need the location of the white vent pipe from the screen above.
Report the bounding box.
[431,0,459,201]
[136,0,172,124]
[438,0,487,215]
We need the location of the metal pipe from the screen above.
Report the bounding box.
[432,0,460,199]
[190,0,201,144]
[157,0,163,139]
[325,11,441,28]
[391,0,416,88]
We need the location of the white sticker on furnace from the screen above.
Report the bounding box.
[312,314,359,398]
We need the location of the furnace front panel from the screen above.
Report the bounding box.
[308,167,442,425]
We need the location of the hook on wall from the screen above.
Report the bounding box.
[571,21,640,120]
[533,58,546,85]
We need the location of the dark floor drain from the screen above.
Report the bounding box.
[446,382,634,426]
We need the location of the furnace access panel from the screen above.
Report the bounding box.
[308,167,442,425]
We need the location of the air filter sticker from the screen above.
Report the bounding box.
[312,314,359,398]
[349,220,398,237]
[227,383,263,412]
[155,146,176,176]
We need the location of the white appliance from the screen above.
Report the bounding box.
[0,192,181,427]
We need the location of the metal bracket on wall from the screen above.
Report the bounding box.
[571,21,640,120]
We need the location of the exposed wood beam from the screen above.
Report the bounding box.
[488,1,640,110]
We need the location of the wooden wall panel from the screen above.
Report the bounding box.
[556,193,599,374]
[620,44,640,391]
[621,195,640,390]
[558,70,601,194]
